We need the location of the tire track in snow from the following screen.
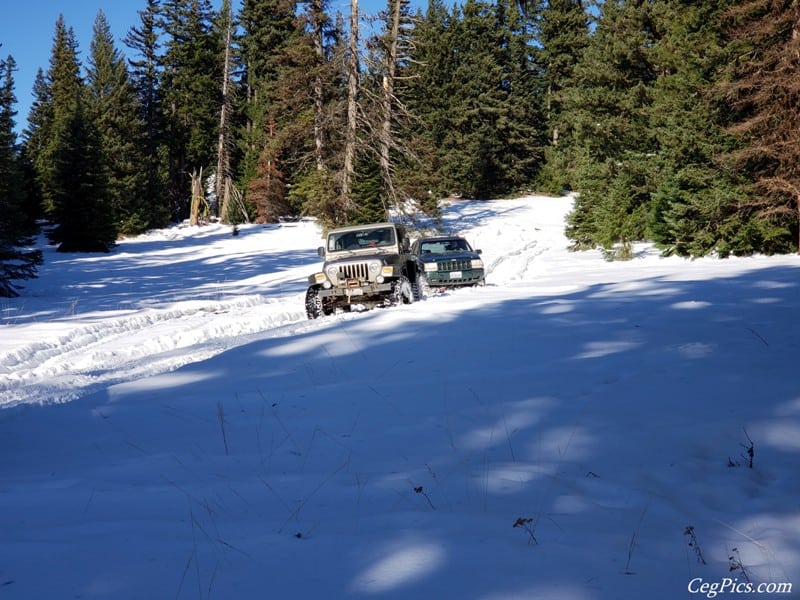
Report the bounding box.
[484,238,544,283]
[1,295,308,407]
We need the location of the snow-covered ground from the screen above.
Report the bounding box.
[1,195,798,599]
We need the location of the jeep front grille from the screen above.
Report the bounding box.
[437,258,471,271]
[339,262,370,280]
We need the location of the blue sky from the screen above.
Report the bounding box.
[1,1,147,131]
[1,0,390,136]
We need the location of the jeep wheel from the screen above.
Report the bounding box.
[389,275,414,306]
[413,274,430,300]
[305,287,324,319]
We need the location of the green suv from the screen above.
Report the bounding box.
[411,236,485,295]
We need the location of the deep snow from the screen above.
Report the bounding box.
[1,195,799,599]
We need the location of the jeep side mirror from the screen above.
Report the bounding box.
[317,246,325,258]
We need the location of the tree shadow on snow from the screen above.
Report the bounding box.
[2,264,800,599]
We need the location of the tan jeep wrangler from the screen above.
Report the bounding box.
[305,222,418,319]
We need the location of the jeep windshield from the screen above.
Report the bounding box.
[328,227,396,252]
[419,239,471,254]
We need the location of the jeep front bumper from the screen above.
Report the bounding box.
[316,281,394,299]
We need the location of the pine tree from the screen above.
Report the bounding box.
[403,0,544,200]
[646,0,741,257]
[22,70,52,173]
[239,0,315,222]
[400,0,454,200]
[124,0,170,229]
[48,102,116,252]
[87,10,150,235]
[159,0,221,221]
[561,0,748,257]
[438,0,541,198]
[0,55,42,297]
[534,0,590,193]
[562,0,663,252]
[496,0,545,191]
[33,16,116,252]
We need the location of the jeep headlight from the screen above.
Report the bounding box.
[471,259,483,269]
[369,261,380,273]
[423,262,438,272]
[325,266,339,280]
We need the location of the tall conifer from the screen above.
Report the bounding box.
[35,16,116,252]
[124,0,170,228]
[159,0,221,220]
[87,10,150,235]
[0,55,42,296]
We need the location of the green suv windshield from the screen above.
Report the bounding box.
[419,239,470,254]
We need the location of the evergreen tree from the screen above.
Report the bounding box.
[646,0,741,257]
[0,55,42,297]
[350,155,387,224]
[239,0,300,222]
[33,16,116,252]
[405,0,542,200]
[534,0,590,193]
[22,70,52,177]
[124,0,170,228]
[497,0,546,191]
[562,0,747,257]
[159,0,221,220]
[562,0,663,252]
[239,0,339,223]
[400,0,455,200]
[87,10,150,235]
[48,102,116,252]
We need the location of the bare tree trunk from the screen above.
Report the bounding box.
[216,0,234,223]
[341,0,360,210]
[378,0,405,215]
[189,167,204,226]
[311,0,326,171]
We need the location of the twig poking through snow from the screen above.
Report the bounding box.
[513,517,537,545]
[684,525,707,565]
[728,547,751,583]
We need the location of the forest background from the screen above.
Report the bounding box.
[2,0,800,297]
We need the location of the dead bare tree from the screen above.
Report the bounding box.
[341,0,360,210]
[309,0,327,171]
[720,1,800,253]
[377,0,405,211]
[216,0,236,223]
[189,167,204,226]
